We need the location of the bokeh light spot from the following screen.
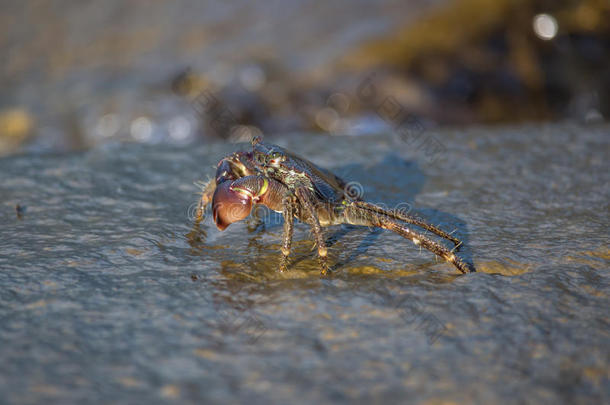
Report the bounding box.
[130,117,153,141]
[533,14,558,40]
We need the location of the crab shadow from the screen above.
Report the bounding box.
[215,153,475,273]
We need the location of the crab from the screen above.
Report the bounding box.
[195,137,475,275]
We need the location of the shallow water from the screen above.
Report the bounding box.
[1,124,608,404]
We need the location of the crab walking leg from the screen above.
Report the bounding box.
[279,194,295,272]
[196,178,217,223]
[343,204,474,274]
[295,188,329,275]
[353,200,462,248]
[383,220,473,273]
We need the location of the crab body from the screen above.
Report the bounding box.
[196,137,474,275]
[251,139,349,203]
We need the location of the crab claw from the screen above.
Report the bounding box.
[212,181,253,230]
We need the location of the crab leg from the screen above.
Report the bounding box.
[343,204,474,273]
[279,194,295,272]
[196,178,217,222]
[295,188,329,275]
[352,200,462,248]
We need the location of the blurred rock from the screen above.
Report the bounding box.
[341,0,610,124]
[1,0,608,153]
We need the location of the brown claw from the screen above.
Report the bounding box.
[212,182,253,230]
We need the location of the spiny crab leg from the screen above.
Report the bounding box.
[279,194,295,272]
[342,203,474,273]
[195,178,216,223]
[294,188,330,275]
[352,200,462,248]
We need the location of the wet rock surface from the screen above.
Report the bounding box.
[0,124,608,403]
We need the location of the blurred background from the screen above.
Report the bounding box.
[1,0,608,156]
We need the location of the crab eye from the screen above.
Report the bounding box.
[268,152,283,166]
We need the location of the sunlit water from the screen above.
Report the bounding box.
[1,124,608,403]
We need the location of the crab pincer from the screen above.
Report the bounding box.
[212,176,286,231]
